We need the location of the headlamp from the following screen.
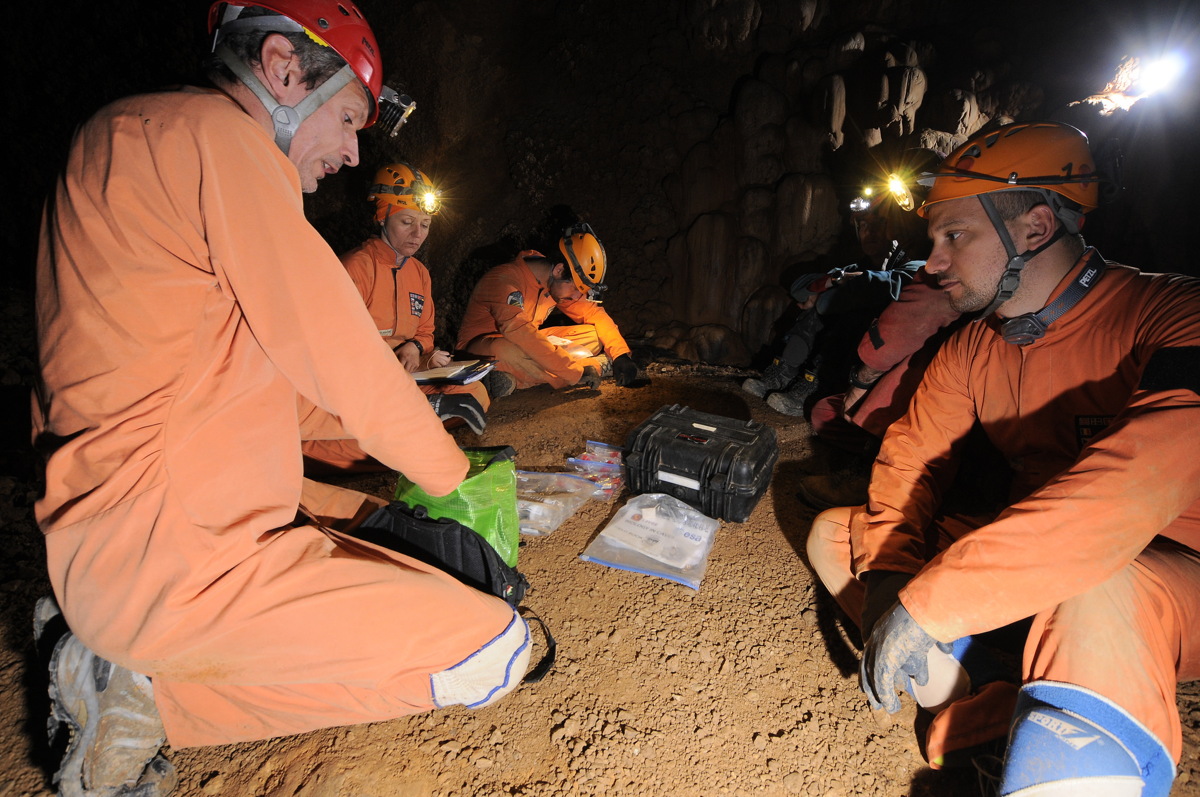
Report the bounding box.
[369,181,441,215]
[377,88,415,137]
[887,173,917,212]
[416,189,440,214]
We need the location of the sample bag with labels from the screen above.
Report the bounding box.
[516,470,593,536]
[579,493,720,589]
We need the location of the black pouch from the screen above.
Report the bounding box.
[351,501,555,682]
[353,502,529,605]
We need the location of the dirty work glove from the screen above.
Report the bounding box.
[860,570,913,643]
[427,393,486,435]
[860,601,951,714]
[612,354,639,387]
[577,365,601,390]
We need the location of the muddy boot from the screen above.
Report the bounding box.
[741,361,798,399]
[796,468,871,509]
[37,597,176,797]
[428,394,487,434]
[482,369,516,399]
[766,370,819,415]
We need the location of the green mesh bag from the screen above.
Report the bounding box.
[393,446,520,566]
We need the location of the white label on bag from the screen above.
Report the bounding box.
[657,470,700,491]
[601,505,712,568]
[690,422,717,432]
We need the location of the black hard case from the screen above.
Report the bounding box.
[623,405,779,522]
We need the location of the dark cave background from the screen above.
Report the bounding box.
[7,0,1200,373]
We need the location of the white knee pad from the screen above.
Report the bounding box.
[430,611,530,709]
[907,634,1018,714]
[999,681,1175,797]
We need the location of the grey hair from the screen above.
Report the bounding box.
[205,7,346,92]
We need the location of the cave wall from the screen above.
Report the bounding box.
[12,0,1200,369]
[322,0,1200,366]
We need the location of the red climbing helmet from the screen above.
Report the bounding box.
[209,0,384,125]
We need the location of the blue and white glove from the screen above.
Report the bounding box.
[860,601,951,713]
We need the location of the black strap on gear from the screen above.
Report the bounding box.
[518,608,557,684]
[350,502,556,684]
[999,250,1106,345]
[867,319,885,350]
[975,194,1068,321]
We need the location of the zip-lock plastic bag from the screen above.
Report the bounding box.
[567,440,625,500]
[579,493,720,589]
[581,440,622,464]
[516,470,593,536]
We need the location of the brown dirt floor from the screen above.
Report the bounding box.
[2,363,1199,796]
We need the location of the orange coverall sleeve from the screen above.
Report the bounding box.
[851,344,978,579]
[556,298,632,360]
[856,265,1200,643]
[340,242,380,314]
[198,129,464,496]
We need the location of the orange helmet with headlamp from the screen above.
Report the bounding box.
[559,223,607,301]
[918,121,1102,325]
[369,163,441,222]
[917,121,1099,233]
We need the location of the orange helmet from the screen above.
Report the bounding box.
[558,223,607,301]
[917,121,1099,233]
[369,163,440,221]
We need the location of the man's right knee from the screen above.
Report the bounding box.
[805,506,854,582]
[430,610,530,709]
[999,681,1174,797]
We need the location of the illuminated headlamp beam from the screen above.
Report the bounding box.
[887,173,916,211]
[417,191,440,214]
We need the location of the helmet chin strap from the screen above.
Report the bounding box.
[975,194,1067,320]
[215,43,355,155]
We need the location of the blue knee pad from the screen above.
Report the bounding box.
[999,681,1174,796]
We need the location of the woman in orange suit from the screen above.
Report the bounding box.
[302,163,509,471]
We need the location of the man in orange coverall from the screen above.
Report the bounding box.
[32,3,530,794]
[301,162,504,472]
[806,121,1200,795]
[455,223,644,390]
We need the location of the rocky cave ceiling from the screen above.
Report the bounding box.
[13,0,1200,365]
